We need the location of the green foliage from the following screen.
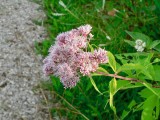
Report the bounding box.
[149,40,160,49]
[41,49,160,119]
[126,31,152,48]
[34,39,52,56]
[34,0,160,119]
[109,78,117,116]
[46,75,113,120]
[38,0,160,55]
[89,76,102,95]
[125,31,160,51]
[141,95,158,120]
[108,51,117,72]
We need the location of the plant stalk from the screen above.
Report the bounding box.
[96,72,160,88]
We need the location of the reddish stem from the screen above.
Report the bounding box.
[96,72,160,88]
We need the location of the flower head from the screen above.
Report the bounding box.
[135,39,146,52]
[43,25,108,88]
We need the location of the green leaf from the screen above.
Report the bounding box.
[141,95,158,120]
[91,67,108,76]
[139,88,153,99]
[126,31,152,48]
[143,82,160,98]
[121,100,137,120]
[136,53,154,80]
[154,44,160,52]
[115,54,128,64]
[89,76,102,95]
[126,31,151,41]
[156,99,160,119]
[97,67,109,74]
[153,65,160,81]
[108,51,117,72]
[116,80,143,91]
[153,58,160,63]
[149,40,160,49]
[144,53,153,64]
[88,43,94,52]
[115,52,150,65]
[117,63,143,73]
[146,65,155,80]
[133,103,144,112]
[124,39,135,47]
[91,73,103,76]
[141,69,153,80]
[109,78,117,114]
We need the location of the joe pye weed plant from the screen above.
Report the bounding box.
[43,25,160,120]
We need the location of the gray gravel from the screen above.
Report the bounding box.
[0,0,49,119]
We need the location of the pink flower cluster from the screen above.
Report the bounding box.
[43,25,108,88]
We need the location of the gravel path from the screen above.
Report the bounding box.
[0,0,49,119]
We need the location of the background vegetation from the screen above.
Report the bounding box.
[34,0,160,119]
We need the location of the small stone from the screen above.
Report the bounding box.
[0,81,7,88]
